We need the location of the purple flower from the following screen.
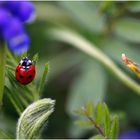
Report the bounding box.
[0,8,11,30]
[3,18,24,40]
[7,32,30,54]
[0,1,35,54]
[119,129,140,139]
[6,1,35,23]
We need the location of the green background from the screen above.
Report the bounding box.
[2,1,140,138]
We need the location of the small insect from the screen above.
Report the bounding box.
[15,57,36,85]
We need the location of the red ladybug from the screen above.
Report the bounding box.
[15,57,36,85]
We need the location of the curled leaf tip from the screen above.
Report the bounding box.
[121,53,140,78]
[16,98,55,139]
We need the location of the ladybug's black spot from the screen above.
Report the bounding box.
[28,75,32,78]
[19,75,24,78]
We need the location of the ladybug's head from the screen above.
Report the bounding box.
[19,57,32,67]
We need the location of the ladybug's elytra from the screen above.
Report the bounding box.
[15,57,36,85]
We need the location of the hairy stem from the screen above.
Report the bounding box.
[0,43,6,105]
[49,28,140,95]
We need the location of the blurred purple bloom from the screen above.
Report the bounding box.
[15,1,35,23]
[4,1,21,11]
[6,1,35,22]
[4,18,24,39]
[119,129,140,139]
[0,8,11,30]
[0,1,35,54]
[7,33,30,54]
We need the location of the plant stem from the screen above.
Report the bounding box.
[0,43,6,105]
[49,28,140,96]
[85,111,106,138]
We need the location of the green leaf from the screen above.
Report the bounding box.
[0,44,6,105]
[36,2,72,24]
[6,71,34,104]
[22,52,27,57]
[15,52,27,63]
[16,98,55,139]
[85,101,94,117]
[95,102,103,125]
[59,1,105,33]
[7,49,17,66]
[98,1,114,13]
[66,60,107,138]
[38,63,49,97]
[0,111,17,138]
[90,134,104,139]
[0,128,14,139]
[103,103,111,137]
[74,109,86,116]
[75,120,92,128]
[6,64,15,71]
[114,18,140,43]
[32,53,39,64]
[5,87,23,115]
[127,2,140,12]
[49,51,83,81]
[67,60,107,116]
[109,115,119,139]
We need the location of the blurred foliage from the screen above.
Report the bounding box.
[1,1,140,139]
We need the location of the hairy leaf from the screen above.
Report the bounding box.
[114,18,140,43]
[16,98,55,139]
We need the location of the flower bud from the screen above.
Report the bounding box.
[16,98,55,139]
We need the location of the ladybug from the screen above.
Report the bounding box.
[15,57,36,85]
